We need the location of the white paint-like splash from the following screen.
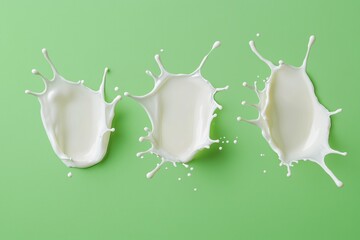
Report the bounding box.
[125,42,228,178]
[238,36,347,187]
[26,49,121,168]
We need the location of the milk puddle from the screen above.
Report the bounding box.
[125,42,228,178]
[26,49,121,168]
[238,36,346,187]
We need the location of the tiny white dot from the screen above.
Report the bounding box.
[114,86,119,91]
[194,188,197,191]
[233,140,237,144]
[190,167,194,171]
[187,173,191,177]
[256,33,260,37]
[67,172,72,178]
[263,170,267,173]
[178,177,181,181]
[219,147,223,150]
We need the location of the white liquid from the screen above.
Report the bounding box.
[125,42,228,178]
[26,49,121,168]
[238,36,346,187]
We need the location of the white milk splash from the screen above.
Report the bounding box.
[238,36,347,187]
[26,49,121,168]
[125,42,228,178]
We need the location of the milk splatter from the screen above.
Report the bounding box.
[125,42,228,178]
[26,49,120,168]
[238,36,346,187]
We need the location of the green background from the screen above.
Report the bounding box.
[0,0,359,239]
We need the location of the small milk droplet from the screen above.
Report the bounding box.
[226,140,229,144]
[160,49,164,52]
[165,167,168,170]
[187,173,191,177]
[194,188,197,191]
[67,172,72,178]
[190,167,194,171]
[114,86,119,91]
[263,170,267,173]
[219,146,223,150]
[256,33,260,37]
[233,140,237,144]
[260,153,265,157]
[178,177,182,181]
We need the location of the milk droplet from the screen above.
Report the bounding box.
[178,177,182,181]
[67,172,72,178]
[263,170,267,173]
[226,140,229,144]
[260,153,265,157]
[256,33,260,37]
[114,86,119,91]
[187,173,192,177]
[182,163,189,168]
[219,146,223,150]
[194,188,197,191]
[190,167,194,171]
[233,140,238,144]
[160,49,164,52]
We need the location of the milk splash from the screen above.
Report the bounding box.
[26,49,121,168]
[238,36,347,187]
[125,42,228,178]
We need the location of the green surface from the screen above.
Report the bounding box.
[0,0,359,239]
